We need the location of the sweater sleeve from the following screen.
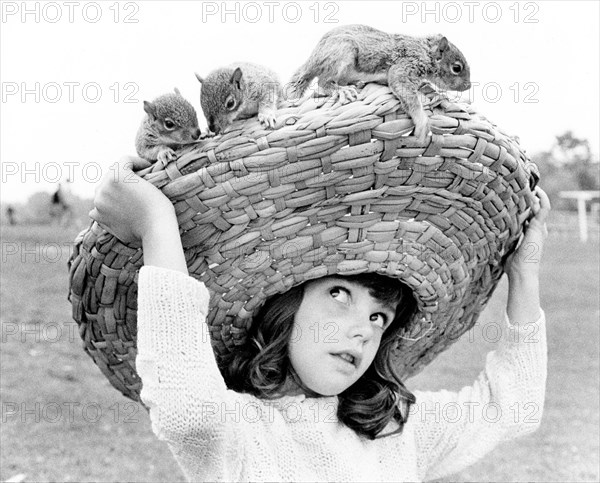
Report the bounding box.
[135,265,245,481]
[411,311,547,481]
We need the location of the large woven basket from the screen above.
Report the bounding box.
[68,83,539,402]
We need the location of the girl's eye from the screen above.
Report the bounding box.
[370,313,388,329]
[226,98,236,110]
[164,119,176,130]
[330,286,350,303]
[451,62,463,74]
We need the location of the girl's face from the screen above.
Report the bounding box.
[288,276,397,396]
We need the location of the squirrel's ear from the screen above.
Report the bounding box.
[143,101,157,120]
[195,72,204,84]
[435,36,449,60]
[231,68,243,90]
[174,87,181,96]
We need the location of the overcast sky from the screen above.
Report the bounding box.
[1,0,599,203]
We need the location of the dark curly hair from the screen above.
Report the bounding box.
[218,273,418,439]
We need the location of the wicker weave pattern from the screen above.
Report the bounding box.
[68,83,538,401]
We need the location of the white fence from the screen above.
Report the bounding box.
[547,208,600,242]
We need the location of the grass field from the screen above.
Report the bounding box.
[1,217,599,482]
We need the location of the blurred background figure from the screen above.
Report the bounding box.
[49,180,73,227]
[6,204,17,225]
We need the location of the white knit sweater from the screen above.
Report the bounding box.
[136,266,547,482]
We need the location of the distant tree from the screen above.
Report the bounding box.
[533,131,599,210]
[553,131,599,191]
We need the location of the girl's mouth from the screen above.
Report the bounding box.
[331,351,360,368]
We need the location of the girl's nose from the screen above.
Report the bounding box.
[347,311,375,342]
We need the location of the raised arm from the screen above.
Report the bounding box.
[90,157,245,480]
[410,187,551,481]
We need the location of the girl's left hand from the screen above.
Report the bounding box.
[505,186,551,281]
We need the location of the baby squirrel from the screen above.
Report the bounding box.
[289,24,471,142]
[195,62,282,135]
[135,88,201,165]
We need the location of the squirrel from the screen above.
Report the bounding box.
[135,88,202,166]
[289,24,472,142]
[195,62,282,135]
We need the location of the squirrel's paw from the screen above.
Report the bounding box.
[412,117,431,144]
[332,86,358,106]
[258,111,277,129]
[157,147,176,166]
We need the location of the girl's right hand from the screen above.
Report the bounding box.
[505,186,551,282]
[89,156,175,244]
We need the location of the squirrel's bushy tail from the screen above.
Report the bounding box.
[287,61,314,100]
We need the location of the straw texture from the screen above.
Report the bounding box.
[68,83,539,401]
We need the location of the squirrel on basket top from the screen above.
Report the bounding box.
[135,88,202,166]
[196,62,283,135]
[288,24,472,143]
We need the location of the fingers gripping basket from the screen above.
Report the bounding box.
[68,83,539,402]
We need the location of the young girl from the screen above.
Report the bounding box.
[90,156,550,482]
